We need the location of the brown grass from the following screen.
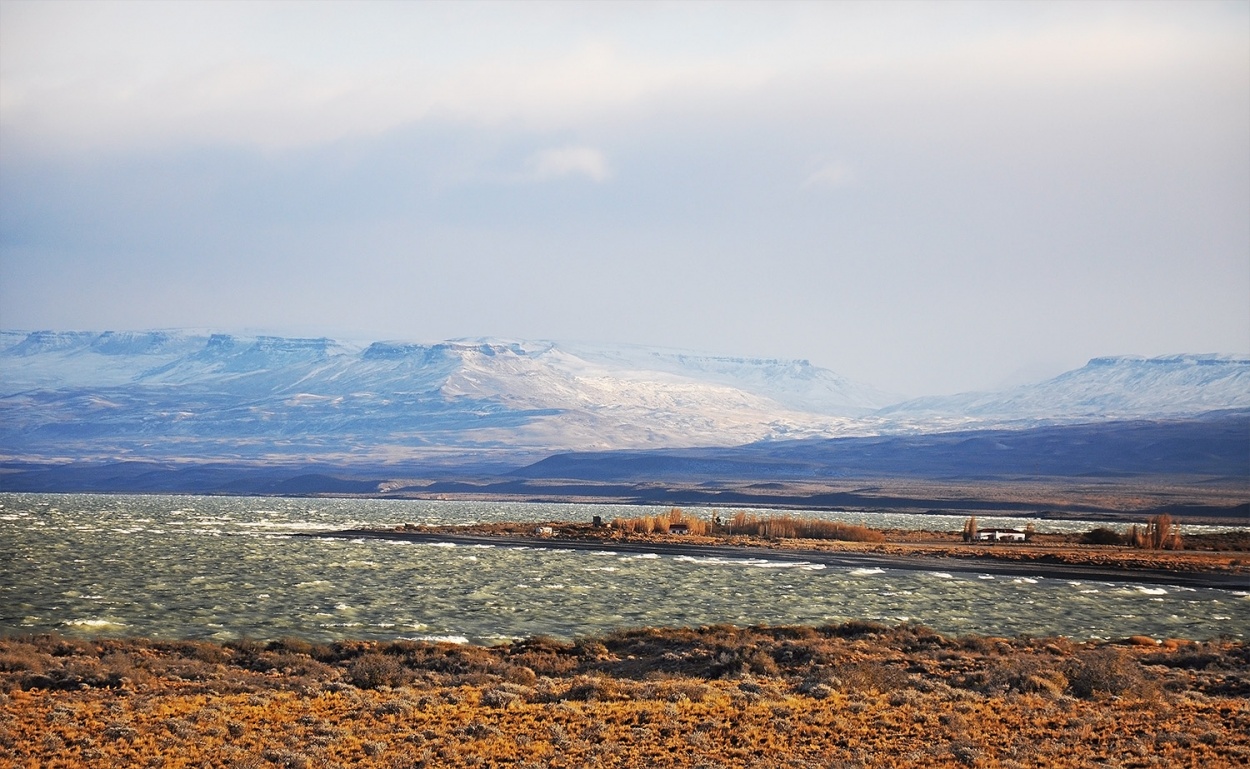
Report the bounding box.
[1,625,1246,768]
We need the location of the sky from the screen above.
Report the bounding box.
[1,1,1247,396]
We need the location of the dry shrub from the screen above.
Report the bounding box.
[882,623,948,651]
[479,686,523,708]
[1081,527,1125,546]
[267,637,317,657]
[0,645,48,675]
[725,512,885,542]
[561,675,630,702]
[23,634,92,657]
[503,665,538,685]
[824,621,890,639]
[346,653,407,689]
[163,639,230,664]
[1143,647,1228,670]
[260,652,333,678]
[650,678,710,702]
[978,656,1069,698]
[613,509,885,541]
[612,508,714,536]
[1066,647,1156,699]
[155,656,221,681]
[834,661,909,692]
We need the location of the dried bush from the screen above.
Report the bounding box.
[824,621,890,639]
[977,656,1068,698]
[612,509,885,542]
[724,512,885,542]
[0,646,48,675]
[346,653,407,689]
[834,661,909,692]
[1081,527,1124,546]
[612,508,714,536]
[1066,648,1156,699]
[479,687,523,708]
[560,675,630,702]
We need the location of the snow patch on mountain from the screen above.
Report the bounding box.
[3,332,1246,462]
[0,331,880,456]
[879,354,1250,420]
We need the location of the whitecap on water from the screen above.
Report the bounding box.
[850,567,885,576]
[64,618,126,629]
[400,634,469,644]
[1135,586,1169,595]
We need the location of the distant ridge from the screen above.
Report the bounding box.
[0,330,882,460]
[511,411,1250,484]
[2,331,1247,472]
[880,354,1250,421]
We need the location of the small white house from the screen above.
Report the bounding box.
[977,528,1026,542]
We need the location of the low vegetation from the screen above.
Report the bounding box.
[1079,514,1187,550]
[611,508,886,543]
[1,624,1246,768]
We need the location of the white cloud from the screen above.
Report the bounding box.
[526,146,611,183]
[1,2,1242,158]
[804,161,855,189]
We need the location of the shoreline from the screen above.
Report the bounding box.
[4,483,1246,527]
[308,527,1250,590]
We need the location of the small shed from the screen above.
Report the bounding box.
[669,523,690,535]
[977,528,1026,542]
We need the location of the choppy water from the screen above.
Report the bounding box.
[2,493,1246,644]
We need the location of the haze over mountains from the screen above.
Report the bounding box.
[1,330,1247,499]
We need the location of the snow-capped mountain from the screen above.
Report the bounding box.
[2,331,1246,467]
[879,355,1250,421]
[0,331,885,460]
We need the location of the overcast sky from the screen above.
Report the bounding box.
[2,1,1247,396]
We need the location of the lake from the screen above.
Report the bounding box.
[2,493,1245,644]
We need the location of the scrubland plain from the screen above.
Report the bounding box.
[2,623,1247,768]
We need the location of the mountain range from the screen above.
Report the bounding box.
[1,330,1247,499]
